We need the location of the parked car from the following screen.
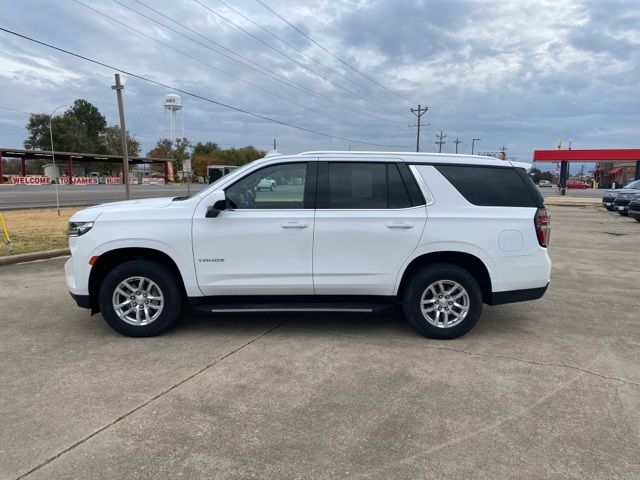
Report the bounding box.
[613,191,637,216]
[257,177,277,191]
[565,180,588,189]
[539,180,552,188]
[602,179,640,212]
[65,151,551,340]
[627,193,640,222]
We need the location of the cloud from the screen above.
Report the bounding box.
[0,0,638,160]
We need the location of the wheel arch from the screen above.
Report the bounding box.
[88,247,187,313]
[396,251,492,304]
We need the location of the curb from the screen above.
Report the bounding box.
[0,248,70,266]
[544,198,601,207]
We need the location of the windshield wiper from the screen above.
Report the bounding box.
[172,195,190,201]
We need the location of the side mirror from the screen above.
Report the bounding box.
[206,199,227,218]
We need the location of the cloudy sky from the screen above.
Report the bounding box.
[0,0,639,163]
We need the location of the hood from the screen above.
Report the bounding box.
[70,197,176,222]
[605,188,638,196]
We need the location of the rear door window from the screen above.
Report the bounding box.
[327,162,387,209]
[435,165,539,207]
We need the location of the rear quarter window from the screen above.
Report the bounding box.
[435,165,540,207]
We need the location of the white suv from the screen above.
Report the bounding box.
[65,151,551,339]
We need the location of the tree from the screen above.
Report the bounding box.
[147,138,192,175]
[193,141,219,156]
[68,99,106,140]
[101,125,141,156]
[23,99,107,153]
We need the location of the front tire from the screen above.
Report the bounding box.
[403,263,483,339]
[98,260,182,337]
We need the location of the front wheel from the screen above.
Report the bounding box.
[403,263,483,339]
[98,260,182,337]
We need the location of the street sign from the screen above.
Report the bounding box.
[182,159,192,172]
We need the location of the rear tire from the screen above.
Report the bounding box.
[403,263,483,339]
[98,260,182,337]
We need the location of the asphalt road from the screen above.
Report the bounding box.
[1,206,638,479]
[0,184,208,209]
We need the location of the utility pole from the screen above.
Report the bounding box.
[111,73,131,200]
[454,137,461,154]
[499,145,507,161]
[471,138,481,155]
[410,104,428,152]
[435,130,446,153]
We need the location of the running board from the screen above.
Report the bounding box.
[191,302,394,314]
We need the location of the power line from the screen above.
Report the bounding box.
[0,106,32,115]
[76,0,358,127]
[253,0,415,105]
[191,0,407,121]
[0,26,407,149]
[124,0,375,120]
[212,0,391,101]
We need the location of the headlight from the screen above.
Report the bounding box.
[67,221,94,237]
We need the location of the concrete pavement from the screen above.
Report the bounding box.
[1,206,638,479]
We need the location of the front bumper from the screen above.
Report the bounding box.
[70,292,91,309]
[614,200,630,213]
[628,206,640,219]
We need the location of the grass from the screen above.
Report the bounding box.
[0,207,80,256]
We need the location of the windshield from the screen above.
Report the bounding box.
[625,180,640,189]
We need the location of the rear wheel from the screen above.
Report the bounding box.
[98,260,182,337]
[403,263,483,339]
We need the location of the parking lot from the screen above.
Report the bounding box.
[1,205,638,479]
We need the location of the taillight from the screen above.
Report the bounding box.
[534,208,550,247]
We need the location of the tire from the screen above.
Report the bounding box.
[635,218,640,223]
[402,263,483,340]
[98,260,182,337]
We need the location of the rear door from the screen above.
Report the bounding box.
[313,160,426,295]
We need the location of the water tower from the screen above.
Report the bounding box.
[164,94,182,146]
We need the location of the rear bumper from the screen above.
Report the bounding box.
[488,283,549,306]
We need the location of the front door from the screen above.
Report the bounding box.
[193,161,316,295]
[313,161,426,295]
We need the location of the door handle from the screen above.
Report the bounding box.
[281,221,309,229]
[386,222,414,229]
